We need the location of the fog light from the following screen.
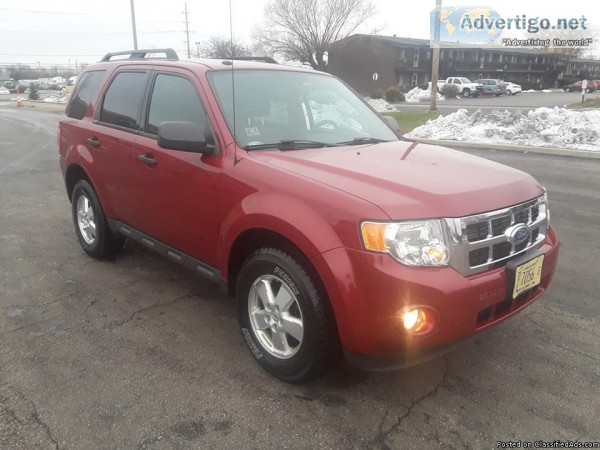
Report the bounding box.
[399,307,436,334]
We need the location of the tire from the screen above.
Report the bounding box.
[565,88,572,92]
[462,88,471,98]
[236,248,338,382]
[585,88,591,93]
[506,89,512,96]
[71,179,124,258]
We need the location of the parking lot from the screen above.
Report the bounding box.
[0,105,599,449]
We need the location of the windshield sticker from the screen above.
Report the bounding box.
[245,127,261,136]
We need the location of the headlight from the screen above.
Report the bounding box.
[540,191,550,224]
[361,220,449,266]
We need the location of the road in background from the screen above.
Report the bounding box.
[394,91,600,113]
[1,107,598,449]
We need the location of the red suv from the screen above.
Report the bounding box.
[58,49,559,381]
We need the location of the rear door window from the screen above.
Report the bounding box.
[67,70,106,120]
[99,71,149,130]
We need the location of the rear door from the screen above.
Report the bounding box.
[127,68,222,265]
[88,68,151,223]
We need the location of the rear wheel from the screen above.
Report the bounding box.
[236,248,338,382]
[506,89,512,95]
[585,88,592,93]
[71,180,124,258]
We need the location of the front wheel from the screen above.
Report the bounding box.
[585,88,592,93]
[71,179,124,258]
[236,248,338,382]
[462,88,471,98]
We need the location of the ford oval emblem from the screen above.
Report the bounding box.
[505,224,530,245]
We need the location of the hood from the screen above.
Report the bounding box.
[248,141,543,219]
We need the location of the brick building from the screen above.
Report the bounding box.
[326,34,600,94]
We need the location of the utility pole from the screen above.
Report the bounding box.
[184,3,191,59]
[430,0,442,112]
[130,0,138,50]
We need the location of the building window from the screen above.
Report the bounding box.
[412,73,418,86]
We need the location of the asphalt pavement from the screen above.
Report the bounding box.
[1,106,599,449]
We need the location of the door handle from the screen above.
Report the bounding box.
[87,137,100,148]
[137,154,157,166]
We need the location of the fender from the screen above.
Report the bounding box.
[219,191,345,279]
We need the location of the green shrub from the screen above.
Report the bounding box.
[441,83,459,98]
[28,83,40,100]
[370,89,384,99]
[385,86,405,102]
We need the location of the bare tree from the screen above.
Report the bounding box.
[254,0,376,70]
[199,36,251,59]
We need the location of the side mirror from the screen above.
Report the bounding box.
[157,121,214,155]
[381,115,402,135]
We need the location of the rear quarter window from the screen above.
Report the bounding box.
[66,70,106,120]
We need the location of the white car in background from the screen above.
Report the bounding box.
[0,87,10,94]
[505,82,522,95]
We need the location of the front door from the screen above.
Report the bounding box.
[128,70,222,266]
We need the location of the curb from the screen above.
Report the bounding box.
[405,138,600,160]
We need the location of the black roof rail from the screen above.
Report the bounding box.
[220,56,278,64]
[100,48,179,62]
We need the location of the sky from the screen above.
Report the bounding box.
[0,0,597,67]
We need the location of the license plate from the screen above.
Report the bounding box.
[512,255,544,298]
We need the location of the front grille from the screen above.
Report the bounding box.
[445,195,548,276]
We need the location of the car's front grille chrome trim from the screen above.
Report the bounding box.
[444,195,548,276]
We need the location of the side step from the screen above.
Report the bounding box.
[109,220,226,290]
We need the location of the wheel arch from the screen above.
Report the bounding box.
[65,164,92,202]
[226,227,342,352]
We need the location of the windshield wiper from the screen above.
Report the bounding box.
[337,137,390,146]
[244,140,340,151]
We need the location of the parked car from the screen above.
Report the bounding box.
[505,82,522,95]
[437,77,482,97]
[59,48,559,382]
[563,81,597,93]
[478,79,507,96]
[0,87,9,95]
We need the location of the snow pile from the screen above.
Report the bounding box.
[365,98,397,112]
[406,107,600,151]
[43,93,68,103]
[522,89,553,93]
[405,86,444,103]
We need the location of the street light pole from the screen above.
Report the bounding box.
[130,0,138,50]
[430,0,442,112]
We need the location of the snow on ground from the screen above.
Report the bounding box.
[522,89,554,93]
[405,86,445,103]
[406,107,600,151]
[365,98,397,112]
[43,93,68,103]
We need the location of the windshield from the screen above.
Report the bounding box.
[208,69,398,149]
[459,78,471,83]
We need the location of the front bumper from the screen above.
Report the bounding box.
[311,226,559,369]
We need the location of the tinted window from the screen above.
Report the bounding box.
[67,70,106,120]
[146,74,207,135]
[100,72,148,130]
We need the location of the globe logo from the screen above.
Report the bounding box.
[430,6,504,45]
